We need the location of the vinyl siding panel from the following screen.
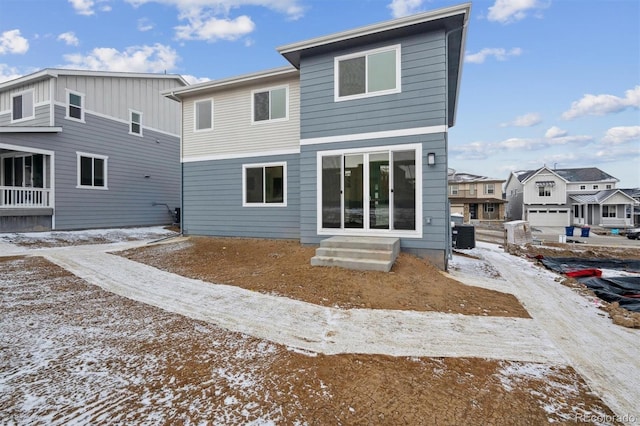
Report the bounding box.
[54,75,182,135]
[0,104,51,127]
[299,30,447,139]
[182,153,300,239]
[182,76,300,160]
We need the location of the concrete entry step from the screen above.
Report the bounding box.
[310,236,400,272]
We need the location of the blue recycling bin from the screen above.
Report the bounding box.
[581,227,590,237]
[565,226,575,237]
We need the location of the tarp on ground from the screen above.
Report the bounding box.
[537,257,640,313]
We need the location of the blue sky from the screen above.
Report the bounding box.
[1,0,639,187]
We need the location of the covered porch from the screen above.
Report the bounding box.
[570,191,637,229]
[0,144,54,232]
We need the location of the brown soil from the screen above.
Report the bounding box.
[122,236,528,318]
[1,256,620,425]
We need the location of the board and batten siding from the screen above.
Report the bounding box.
[181,77,300,160]
[0,105,181,230]
[0,78,51,112]
[299,30,447,140]
[54,75,182,136]
[299,133,448,252]
[182,153,300,239]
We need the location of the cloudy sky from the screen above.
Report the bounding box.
[1,0,638,187]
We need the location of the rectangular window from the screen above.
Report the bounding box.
[606,184,612,189]
[77,152,107,189]
[11,91,34,122]
[593,185,599,190]
[130,110,142,136]
[484,203,495,213]
[335,45,401,101]
[539,186,551,197]
[580,185,586,190]
[450,185,459,195]
[67,90,84,121]
[253,86,288,123]
[194,99,213,131]
[484,183,495,195]
[242,162,286,206]
[602,205,616,217]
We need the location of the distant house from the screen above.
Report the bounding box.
[448,171,506,223]
[504,166,638,228]
[0,69,187,232]
[165,4,471,270]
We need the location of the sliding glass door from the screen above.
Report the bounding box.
[320,148,417,233]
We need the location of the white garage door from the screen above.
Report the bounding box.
[527,209,569,227]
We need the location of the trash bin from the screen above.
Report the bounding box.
[565,226,575,237]
[581,227,590,237]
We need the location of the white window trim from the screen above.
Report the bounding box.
[66,89,85,122]
[129,109,143,137]
[194,98,214,132]
[251,85,289,124]
[334,44,402,102]
[10,89,35,123]
[315,142,422,238]
[242,161,287,207]
[76,151,108,190]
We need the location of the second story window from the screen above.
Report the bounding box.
[335,45,401,101]
[484,183,495,195]
[195,99,213,131]
[67,91,84,121]
[580,185,586,190]
[593,185,599,190]
[450,184,459,195]
[539,186,551,197]
[253,86,288,123]
[11,90,34,122]
[130,110,142,136]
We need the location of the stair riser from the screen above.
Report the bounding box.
[310,257,393,272]
[315,248,392,261]
[320,240,400,254]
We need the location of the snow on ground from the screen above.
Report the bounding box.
[0,226,176,247]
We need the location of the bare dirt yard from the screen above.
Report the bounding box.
[1,230,631,424]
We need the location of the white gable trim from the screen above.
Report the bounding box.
[300,125,447,146]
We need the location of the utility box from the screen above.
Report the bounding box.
[453,224,475,249]
[504,220,532,246]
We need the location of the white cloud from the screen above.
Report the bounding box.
[562,86,640,120]
[602,126,640,145]
[0,30,29,55]
[175,15,255,42]
[0,64,24,83]
[182,74,210,85]
[487,0,548,24]
[544,126,567,138]
[500,112,542,127]
[388,0,424,18]
[138,18,155,32]
[69,0,95,15]
[465,47,522,64]
[63,43,180,73]
[57,31,80,46]
[449,141,489,160]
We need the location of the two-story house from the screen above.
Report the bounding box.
[448,171,506,223]
[165,3,471,270]
[0,69,186,232]
[504,166,637,228]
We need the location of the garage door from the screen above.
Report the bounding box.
[527,209,569,227]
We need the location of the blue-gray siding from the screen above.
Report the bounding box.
[0,104,51,127]
[299,30,446,140]
[0,105,180,230]
[299,133,449,253]
[182,153,300,239]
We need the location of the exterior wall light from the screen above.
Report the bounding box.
[427,152,436,165]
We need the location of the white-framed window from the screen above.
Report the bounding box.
[67,90,85,121]
[538,186,551,197]
[11,90,34,123]
[194,99,213,132]
[450,184,458,195]
[606,184,612,189]
[252,85,288,123]
[129,109,143,136]
[242,162,287,207]
[484,203,495,213]
[334,44,401,101]
[602,205,616,218]
[580,185,586,190]
[484,183,495,195]
[593,185,599,190]
[76,152,108,189]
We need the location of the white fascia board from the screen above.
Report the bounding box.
[0,126,62,133]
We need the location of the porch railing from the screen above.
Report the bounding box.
[0,186,51,208]
[600,217,632,228]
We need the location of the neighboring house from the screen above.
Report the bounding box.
[0,69,187,232]
[448,170,506,223]
[165,4,471,270]
[622,188,640,227]
[504,166,638,229]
